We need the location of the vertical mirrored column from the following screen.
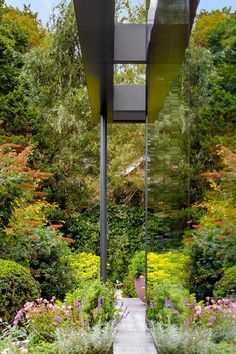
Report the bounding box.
[146,0,192,325]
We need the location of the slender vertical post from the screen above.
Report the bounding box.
[100,114,107,283]
[145,115,148,297]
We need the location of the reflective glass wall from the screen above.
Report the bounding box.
[146,1,236,350]
[146,0,192,317]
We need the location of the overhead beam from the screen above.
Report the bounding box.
[114,24,148,64]
[113,85,146,122]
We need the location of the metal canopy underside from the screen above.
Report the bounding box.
[73,0,199,124]
[73,0,115,124]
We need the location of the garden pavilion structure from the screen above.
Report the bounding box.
[73,0,199,282]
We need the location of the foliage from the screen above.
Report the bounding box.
[0,2,40,136]
[0,145,31,228]
[53,322,115,354]
[0,321,114,354]
[1,227,74,299]
[0,144,74,299]
[0,259,40,323]
[0,325,30,354]
[192,9,232,48]
[64,281,116,328]
[147,252,190,291]
[67,252,100,288]
[128,251,145,279]
[147,283,195,325]
[151,322,219,354]
[214,266,236,299]
[186,298,236,344]
[185,146,236,300]
[65,205,145,281]
[13,298,86,342]
[3,4,46,48]
[122,271,137,298]
[65,205,182,282]
[123,250,189,297]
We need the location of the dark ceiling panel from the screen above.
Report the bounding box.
[73,0,115,123]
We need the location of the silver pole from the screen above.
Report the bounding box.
[145,115,148,296]
[100,114,107,283]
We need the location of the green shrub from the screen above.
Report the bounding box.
[1,227,75,299]
[0,326,30,354]
[53,322,115,354]
[123,250,189,298]
[122,251,145,297]
[0,259,40,323]
[14,298,86,342]
[67,252,100,287]
[128,251,145,278]
[185,227,236,300]
[64,281,116,327]
[147,282,195,324]
[151,323,218,354]
[214,342,236,353]
[214,266,236,299]
[147,251,190,290]
[122,271,137,298]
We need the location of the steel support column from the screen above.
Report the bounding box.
[100,114,107,283]
[145,115,148,295]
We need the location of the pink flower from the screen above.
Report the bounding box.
[204,305,212,311]
[47,304,54,309]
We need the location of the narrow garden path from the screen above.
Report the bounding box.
[113,298,157,354]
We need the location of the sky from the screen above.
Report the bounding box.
[5,0,236,26]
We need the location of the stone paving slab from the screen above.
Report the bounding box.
[113,298,157,354]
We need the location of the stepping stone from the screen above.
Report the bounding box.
[113,298,157,354]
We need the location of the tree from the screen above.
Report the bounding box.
[0,1,44,136]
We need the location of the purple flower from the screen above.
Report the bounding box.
[54,315,61,324]
[84,320,90,329]
[209,316,217,325]
[124,310,129,319]
[164,297,172,308]
[170,306,179,316]
[74,301,82,311]
[84,295,87,304]
[149,300,154,309]
[97,297,102,309]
